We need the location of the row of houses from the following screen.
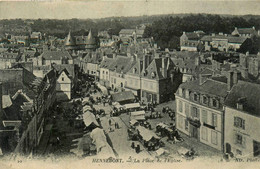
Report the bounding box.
[99,53,182,104]
[180,27,260,52]
[175,67,260,158]
[0,59,76,155]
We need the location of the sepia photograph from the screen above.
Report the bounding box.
[0,0,260,168]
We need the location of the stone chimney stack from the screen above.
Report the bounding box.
[227,71,234,91]
[143,55,147,73]
[233,70,241,85]
[113,53,117,60]
[161,57,167,78]
[195,57,200,66]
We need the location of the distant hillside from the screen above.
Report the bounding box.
[0,13,260,39]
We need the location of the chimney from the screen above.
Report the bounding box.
[102,55,107,61]
[237,97,246,110]
[253,26,255,30]
[139,58,143,75]
[161,57,167,78]
[227,71,234,91]
[195,57,200,66]
[131,54,136,62]
[233,70,241,85]
[113,53,117,59]
[246,51,250,56]
[199,74,208,85]
[240,68,248,79]
[143,55,147,72]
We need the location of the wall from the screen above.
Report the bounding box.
[56,71,71,101]
[0,69,23,82]
[176,95,223,151]
[224,106,260,157]
[125,74,141,90]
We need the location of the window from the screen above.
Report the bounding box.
[192,107,199,119]
[212,113,217,127]
[211,131,218,145]
[185,90,190,99]
[235,133,243,145]
[151,72,156,78]
[212,99,218,108]
[103,71,105,74]
[202,127,208,141]
[185,119,189,131]
[202,110,207,123]
[185,103,189,116]
[203,96,208,104]
[114,78,116,84]
[234,117,245,130]
[61,77,64,81]
[178,100,183,112]
[194,93,199,102]
[236,149,242,155]
[179,88,183,96]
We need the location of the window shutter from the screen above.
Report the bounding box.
[233,132,237,144]
[242,136,246,148]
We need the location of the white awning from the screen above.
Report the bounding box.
[130,111,145,116]
[124,103,140,109]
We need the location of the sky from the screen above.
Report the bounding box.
[0,0,260,19]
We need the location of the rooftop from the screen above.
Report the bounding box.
[225,80,260,117]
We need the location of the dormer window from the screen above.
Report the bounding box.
[179,88,183,96]
[193,93,199,102]
[133,68,137,74]
[151,72,156,78]
[202,96,208,104]
[212,98,219,108]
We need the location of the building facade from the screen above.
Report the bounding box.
[175,77,229,151]
[224,81,260,157]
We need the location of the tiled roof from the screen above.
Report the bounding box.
[179,78,228,98]
[41,51,72,60]
[86,30,96,45]
[100,57,114,69]
[224,81,260,117]
[119,29,135,35]
[65,32,76,46]
[136,29,145,36]
[108,55,135,73]
[0,52,20,60]
[184,32,200,39]
[53,64,75,78]
[142,57,176,80]
[200,35,248,44]
[237,27,257,34]
[74,36,88,45]
[2,95,12,109]
[82,52,102,64]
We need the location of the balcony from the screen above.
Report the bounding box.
[187,117,201,128]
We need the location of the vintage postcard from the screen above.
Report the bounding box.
[0,0,260,168]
